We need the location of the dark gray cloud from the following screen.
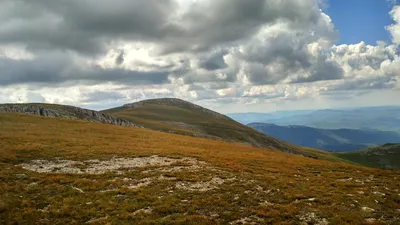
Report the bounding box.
[0,0,324,55]
[115,50,125,65]
[198,49,229,71]
[0,0,177,55]
[0,53,170,86]
[292,56,344,83]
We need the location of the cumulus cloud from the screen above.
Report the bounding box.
[0,0,399,112]
[387,5,400,45]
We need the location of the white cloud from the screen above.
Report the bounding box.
[0,1,399,112]
[387,5,400,45]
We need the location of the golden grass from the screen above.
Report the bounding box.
[0,112,399,224]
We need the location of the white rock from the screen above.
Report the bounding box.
[361,207,375,212]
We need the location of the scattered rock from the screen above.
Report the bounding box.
[176,177,224,192]
[132,207,152,216]
[15,174,27,179]
[298,212,328,225]
[358,191,365,195]
[125,178,152,189]
[255,185,263,191]
[38,205,50,213]
[229,215,264,224]
[19,156,206,175]
[71,185,84,194]
[260,200,274,206]
[365,218,377,224]
[86,216,109,224]
[99,188,119,193]
[362,207,375,212]
[373,191,385,196]
[337,177,353,182]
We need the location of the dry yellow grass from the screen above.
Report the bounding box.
[1,112,399,224]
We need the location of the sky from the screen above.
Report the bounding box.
[0,0,400,113]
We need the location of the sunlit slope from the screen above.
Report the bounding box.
[1,113,399,224]
[103,98,306,156]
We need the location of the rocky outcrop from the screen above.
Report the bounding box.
[0,104,142,128]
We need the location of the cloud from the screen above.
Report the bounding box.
[387,5,400,45]
[198,49,229,71]
[0,0,399,111]
[0,51,170,86]
[115,50,125,65]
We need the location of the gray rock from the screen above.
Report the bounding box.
[0,104,142,128]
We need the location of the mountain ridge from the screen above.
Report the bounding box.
[248,122,400,152]
[0,103,142,128]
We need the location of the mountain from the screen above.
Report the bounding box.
[228,106,400,133]
[248,123,400,152]
[336,143,400,169]
[103,98,308,156]
[0,103,141,128]
[1,112,400,224]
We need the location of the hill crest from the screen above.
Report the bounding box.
[123,98,232,121]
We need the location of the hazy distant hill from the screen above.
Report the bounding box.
[228,106,400,133]
[336,143,400,169]
[248,123,400,152]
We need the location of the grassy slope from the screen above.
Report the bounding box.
[1,113,400,224]
[103,99,309,156]
[336,144,400,169]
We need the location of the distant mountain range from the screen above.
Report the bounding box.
[248,123,400,152]
[228,106,400,134]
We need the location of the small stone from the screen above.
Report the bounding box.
[71,185,84,193]
[15,174,27,179]
[373,191,385,196]
[361,207,375,212]
[365,218,376,224]
[132,207,152,216]
[261,201,274,206]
